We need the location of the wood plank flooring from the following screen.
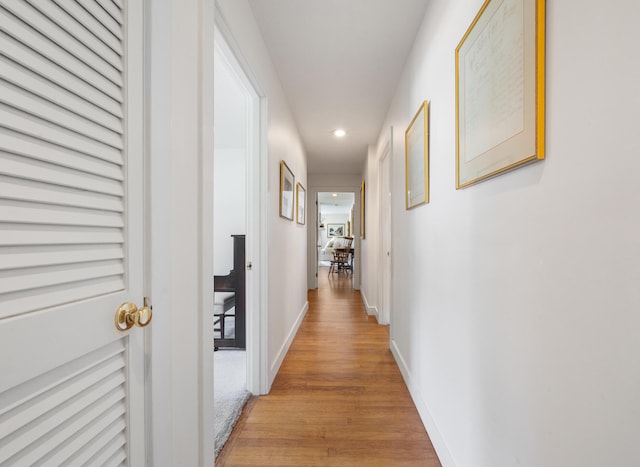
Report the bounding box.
[216,268,441,466]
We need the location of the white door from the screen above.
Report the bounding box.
[379,136,392,325]
[0,1,146,465]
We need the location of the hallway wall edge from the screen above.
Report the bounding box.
[391,340,456,467]
[360,288,378,318]
[269,300,309,386]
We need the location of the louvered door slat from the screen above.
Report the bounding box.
[0,177,123,212]
[10,389,126,466]
[2,1,123,82]
[0,341,125,415]
[113,0,124,12]
[0,276,125,319]
[76,0,123,40]
[1,201,124,227]
[0,372,125,462]
[1,56,123,132]
[0,7,123,102]
[67,418,127,466]
[27,0,123,67]
[0,132,123,180]
[42,402,126,466]
[0,148,122,194]
[0,32,123,117]
[89,434,127,467]
[97,0,123,25]
[0,81,123,149]
[0,245,124,270]
[53,0,123,55]
[0,153,122,196]
[0,105,123,164]
[0,261,124,294]
[0,225,124,246]
[0,344,126,465]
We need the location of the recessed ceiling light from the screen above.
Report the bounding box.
[332,193,338,197]
[332,129,347,138]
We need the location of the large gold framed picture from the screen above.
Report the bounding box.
[456,0,545,188]
[405,100,429,209]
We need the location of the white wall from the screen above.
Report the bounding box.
[216,0,308,387]
[213,148,246,274]
[363,1,640,466]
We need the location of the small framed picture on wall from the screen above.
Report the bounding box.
[360,180,366,239]
[279,160,295,220]
[296,183,306,225]
[327,223,345,237]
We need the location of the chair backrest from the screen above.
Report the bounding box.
[332,249,350,262]
[343,237,354,248]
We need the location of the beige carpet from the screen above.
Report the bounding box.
[214,350,250,457]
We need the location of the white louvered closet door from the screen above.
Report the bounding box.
[0,1,146,466]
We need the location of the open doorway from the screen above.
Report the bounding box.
[213,39,250,455]
[317,192,355,281]
[212,26,268,456]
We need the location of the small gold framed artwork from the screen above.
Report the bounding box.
[296,183,306,225]
[279,160,295,220]
[360,180,366,239]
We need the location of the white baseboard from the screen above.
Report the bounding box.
[360,288,378,317]
[390,339,456,467]
[269,300,309,386]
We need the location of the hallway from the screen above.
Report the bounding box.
[217,269,441,466]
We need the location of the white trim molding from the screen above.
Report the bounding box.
[270,301,309,386]
[391,340,456,467]
[360,288,379,318]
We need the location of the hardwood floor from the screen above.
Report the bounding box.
[216,268,441,466]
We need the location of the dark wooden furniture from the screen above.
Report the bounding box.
[328,237,355,275]
[329,248,353,275]
[214,235,246,349]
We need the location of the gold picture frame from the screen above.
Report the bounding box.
[405,100,429,209]
[360,180,365,239]
[296,182,306,225]
[279,160,295,220]
[456,0,545,188]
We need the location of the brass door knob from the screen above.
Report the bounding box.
[114,298,152,331]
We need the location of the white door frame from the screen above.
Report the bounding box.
[214,11,270,395]
[378,128,393,325]
[308,185,362,291]
[146,1,216,465]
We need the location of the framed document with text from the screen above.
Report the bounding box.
[456,0,545,188]
[405,101,429,209]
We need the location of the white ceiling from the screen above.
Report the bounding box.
[318,192,354,214]
[248,0,430,174]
